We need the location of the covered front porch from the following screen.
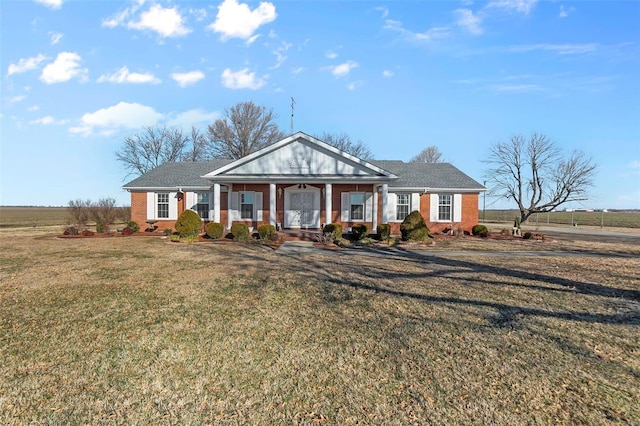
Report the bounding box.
[208,182,392,231]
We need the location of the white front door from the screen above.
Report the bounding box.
[285,188,320,228]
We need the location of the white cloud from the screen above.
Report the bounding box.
[384,19,449,42]
[209,0,276,40]
[7,54,48,76]
[325,50,338,60]
[7,95,26,104]
[40,52,88,84]
[559,5,575,18]
[102,5,138,29]
[28,105,40,112]
[291,67,305,75]
[455,8,484,35]
[69,101,163,137]
[221,68,266,90]
[330,61,358,78]
[347,81,364,91]
[487,0,537,15]
[49,32,63,44]
[271,41,292,69]
[382,70,394,78]
[30,115,67,125]
[34,0,63,9]
[97,66,161,84]
[166,109,220,129]
[375,6,389,19]
[128,4,191,38]
[509,43,598,55]
[170,70,205,87]
[490,84,544,92]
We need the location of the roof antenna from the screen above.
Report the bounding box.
[290,97,295,135]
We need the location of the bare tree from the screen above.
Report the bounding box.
[316,132,373,160]
[410,146,444,163]
[207,101,285,159]
[484,133,597,224]
[116,126,189,177]
[182,125,211,162]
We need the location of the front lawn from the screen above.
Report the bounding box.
[0,233,638,424]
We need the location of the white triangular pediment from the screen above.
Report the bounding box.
[203,132,396,181]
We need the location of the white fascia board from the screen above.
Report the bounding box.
[385,187,484,193]
[203,175,397,184]
[122,186,211,192]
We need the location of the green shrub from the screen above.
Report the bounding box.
[376,224,391,240]
[322,223,343,241]
[400,211,430,241]
[164,228,173,236]
[472,224,488,236]
[126,220,139,233]
[205,222,225,239]
[175,210,202,237]
[351,224,368,240]
[257,223,277,241]
[230,223,250,241]
[95,219,103,234]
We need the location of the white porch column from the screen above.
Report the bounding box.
[227,183,233,230]
[381,183,389,224]
[372,186,379,230]
[213,183,221,223]
[269,182,276,227]
[325,183,332,225]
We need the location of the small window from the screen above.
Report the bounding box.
[196,193,209,220]
[157,193,169,219]
[240,192,254,220]
[396,194,410,221]
[350,193,365,221]
[438,194,452,221]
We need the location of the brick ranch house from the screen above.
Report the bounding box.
[123,132,485,235]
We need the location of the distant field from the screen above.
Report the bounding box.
[0,207,69,228]
[2,207,639,229]
[482,210,640,229]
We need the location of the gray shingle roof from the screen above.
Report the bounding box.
[122,159,484,191]
[371,161,484,190]
[123,160,232,189]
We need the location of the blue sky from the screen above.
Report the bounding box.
[1,0,639,209]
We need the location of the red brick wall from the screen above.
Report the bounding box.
[131,188,480,235]
[379,192,480,235]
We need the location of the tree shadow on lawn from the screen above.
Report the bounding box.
[281,248,640,327]
[194,242,639,326]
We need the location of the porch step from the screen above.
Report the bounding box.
[278,229,321,242]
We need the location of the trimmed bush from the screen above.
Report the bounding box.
[257,224,277,241]
[472,224,488,236]
[322,223,343,241]
[122,227,134,236]
[400,211,430,241]
[351,224,368,240]
[175,210,202,237]
[205,222,225,239]
[231,223,250,241]
[126,220,139,233]
[376,224,391,240]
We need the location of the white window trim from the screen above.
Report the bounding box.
[240,191,254,220]
[396,193,410,222]
[430,193,462,223]
[341,192,373,222]
[193,192,209,220]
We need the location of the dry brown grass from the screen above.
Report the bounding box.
[1,230,638,424]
